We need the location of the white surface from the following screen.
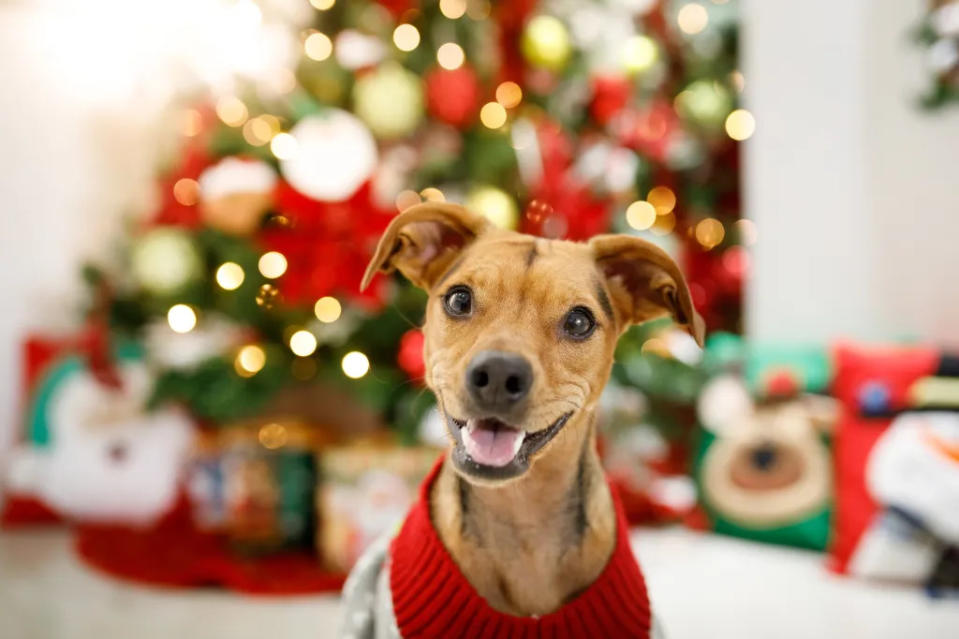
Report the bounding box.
[2,526,956,639]
[743,0,959,345]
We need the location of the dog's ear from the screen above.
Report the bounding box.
[361,202,490,291]
[590,234,705,346]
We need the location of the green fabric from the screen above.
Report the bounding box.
[694,430,832,551]
[26,342,143,447]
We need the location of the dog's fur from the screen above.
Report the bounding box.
[360,202,703,618]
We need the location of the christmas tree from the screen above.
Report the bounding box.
[84,0,746,440]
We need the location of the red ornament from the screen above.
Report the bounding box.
[425,66,481,129]
[590,75,633,126]
[259,181,395,310]
[612,100,680,163]
[519,120,612,240]
[397,329,426,381]
[764,368,800,398]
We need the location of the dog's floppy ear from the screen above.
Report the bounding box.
[361,202,490,291]
[590,234,705,346]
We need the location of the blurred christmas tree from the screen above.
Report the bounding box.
[85,0,746,435]
[916,0,959,109]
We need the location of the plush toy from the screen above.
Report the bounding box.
[5,354,193,526]
[696,374,836,549]
[846,411,959,588]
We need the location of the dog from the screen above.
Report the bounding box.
[340,202,702,638]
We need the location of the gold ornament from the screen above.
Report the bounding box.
[521,16,572,72]
[465,186,519,230]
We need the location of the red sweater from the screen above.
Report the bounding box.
[389,459,652,638]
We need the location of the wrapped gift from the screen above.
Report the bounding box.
[317,443,438,572]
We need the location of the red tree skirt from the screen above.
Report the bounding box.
[73,499,345,595]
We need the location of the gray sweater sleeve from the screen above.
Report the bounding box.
[339,532,401,639]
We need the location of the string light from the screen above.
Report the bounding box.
[258,251,288,279]
[647,186,676,215]
[677,3,709,35]
[270,132,298,160]
[625,201,657,230]
[651,211,676,236]
[480,102,507,129]
[440,0,467,19]
[437,42,465,70]
[393,24,420,51]
[623,35,658,74]
[167,304,197,334]
[215,262,245,290]
[342,351,370,379]
[215,96,248,127]
[725,109,755,141]
[304,32,333,61]
[314,296,342,323]
[242,117,273,146]
[173,178,199,206]
[289,330,318,357]
[695,218,725,248]
[235,344,266,377]
[495,81,523,108]
[420,187,445,202]
[258,422,288,449]
[309,0,335,10]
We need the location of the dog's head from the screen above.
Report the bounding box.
[363,202,703,484]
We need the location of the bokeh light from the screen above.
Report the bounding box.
[234,344,266,377]
[437,42,465,70]
[495,81,523,108]
[215,96,248,127]
[167,304,197,334]
[393,24,420,52]
[677,3,709,35]
[480,102,507,129]
[270,132,298,160]
[623,35,658,74]
[258,251,288,278]
[173,178,199,206]
[289,329,318,357]
[695,217,726,248]
[342,351,371,378]
[647,186,677,215]
[625,201,657,231]
[725,108,756,141]
[314,296,342,323]
[304,32,333,61]
[215,262,245,290]
[439,0,467,19]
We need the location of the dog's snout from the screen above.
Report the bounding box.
[466,350,532,413]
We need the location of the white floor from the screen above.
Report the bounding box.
[1,526,957,639]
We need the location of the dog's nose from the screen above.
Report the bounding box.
[465,350,533,413]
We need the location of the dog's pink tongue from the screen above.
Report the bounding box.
[462,420,524,467]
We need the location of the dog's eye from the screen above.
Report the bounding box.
[443,286,473,317]
[562,307,596,340]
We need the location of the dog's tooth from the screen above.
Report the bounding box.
[511,431,525,457]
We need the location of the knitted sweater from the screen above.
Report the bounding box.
[340,457,655,639]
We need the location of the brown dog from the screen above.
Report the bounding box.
[340,202,702,639]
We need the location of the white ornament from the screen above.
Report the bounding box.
[335,30,387,70]
[145,315,245,369]
[199,157,277,200]
[280,110,378,202]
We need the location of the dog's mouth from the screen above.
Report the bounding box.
[446,412,573,481]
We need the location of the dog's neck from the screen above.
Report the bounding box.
[430,411,616,616]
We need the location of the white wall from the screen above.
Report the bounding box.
[744,0,959,345]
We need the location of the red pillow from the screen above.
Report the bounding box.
[827,342,939,574]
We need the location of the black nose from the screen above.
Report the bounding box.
[465,350,533,413]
